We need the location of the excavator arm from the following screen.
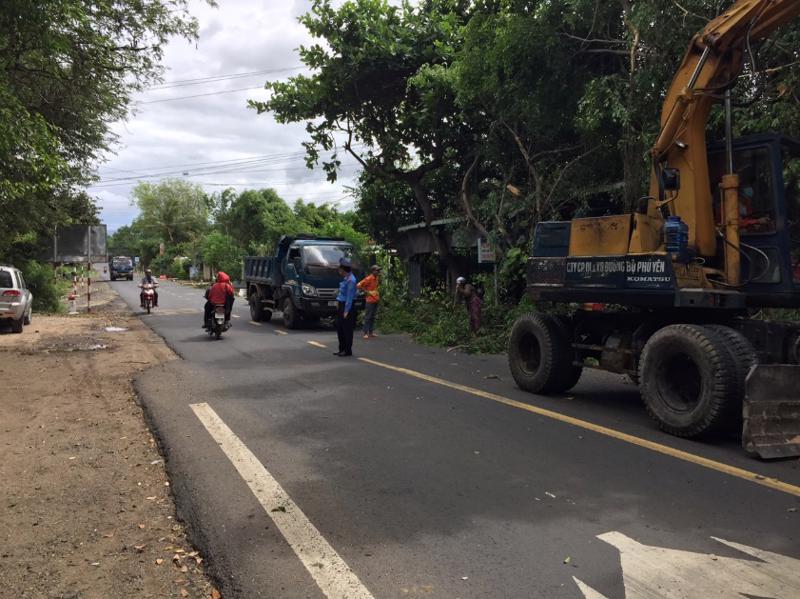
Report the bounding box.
[645,0,800,260]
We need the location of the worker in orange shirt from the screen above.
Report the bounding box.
[357,265,382,339]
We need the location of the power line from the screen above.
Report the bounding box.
[95,152,310,183]
[94,145,366,184]
[136,86,264,104]
[149,67,304,90]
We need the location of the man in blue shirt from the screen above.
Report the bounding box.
[334,257,358,356]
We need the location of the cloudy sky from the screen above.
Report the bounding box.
[90,0,364,233]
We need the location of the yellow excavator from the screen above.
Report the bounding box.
[508,0,800,458]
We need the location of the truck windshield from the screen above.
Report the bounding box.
[784,145,800,284]
[302,245,358,269]
[113,258,132,268]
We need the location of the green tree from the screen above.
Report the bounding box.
[131,179,210,250]
[202,231,245,278]
[221,188,299,253]
[254,0,472,274]
[0,0,210,262]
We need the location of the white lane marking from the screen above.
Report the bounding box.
[190,403,375,599]
[275,330,288,336]
[249,321,262,327]
[232,314,240,319]
[574,531,800,598]
[307,340,327,348]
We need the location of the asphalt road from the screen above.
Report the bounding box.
[113,280,800,599]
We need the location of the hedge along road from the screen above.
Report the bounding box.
[113,279,800,599]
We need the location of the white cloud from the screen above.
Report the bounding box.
[90,0,360,233]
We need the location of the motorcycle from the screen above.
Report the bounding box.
[140,282,157,314]
[207,304,230,339]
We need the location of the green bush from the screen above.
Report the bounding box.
[22,260,68,313]
[376,273,537,354]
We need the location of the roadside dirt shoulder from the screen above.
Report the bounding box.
[0,284,220,598]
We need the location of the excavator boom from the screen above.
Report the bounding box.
[649,0,800,258]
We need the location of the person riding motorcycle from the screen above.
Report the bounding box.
[203,271,235,330]
[139,269,159,308]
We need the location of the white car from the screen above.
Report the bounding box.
[0,265,33,333]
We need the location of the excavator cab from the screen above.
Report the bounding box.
[708,134,800,307]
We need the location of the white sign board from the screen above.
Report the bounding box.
[477,237,496,264]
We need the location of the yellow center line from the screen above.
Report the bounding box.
[357,356,800,498]
[248,321,262,327]
[307,340,327,348]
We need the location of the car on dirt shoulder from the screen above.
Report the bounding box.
[0,265,33,334]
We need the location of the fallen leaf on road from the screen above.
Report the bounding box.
[461,576,468,581]
[563,557,571,564]
[271,506,286,513]
[146,496,157,501]
[788,508,797,513]
[483,374,500,379]
[180,590,189,598]
[156,558,164,565]
[211,589,221,599]
[138,523,146,529]
[545,492,556,499]
[102,532,114,538]
[134,544,146,553]
[91,562,100,566]
[180,565,189,573]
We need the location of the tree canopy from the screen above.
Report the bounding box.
[0,0,209,261]
[258,0,800,279]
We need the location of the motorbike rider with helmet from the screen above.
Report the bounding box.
[139,269,159,308]
[203,271,235,329]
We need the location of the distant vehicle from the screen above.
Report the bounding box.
[0,265,33,334]
[110,256,134,281]
[244,235,365,329]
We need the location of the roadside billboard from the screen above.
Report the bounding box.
[51,225,108,263]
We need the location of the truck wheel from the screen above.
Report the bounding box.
[282,297,299,329]
[639,324,738,437]
[262,310,273,323]
[249,293,263,322]
[508,313,578,394]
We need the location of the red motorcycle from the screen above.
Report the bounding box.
[140,282,157,314]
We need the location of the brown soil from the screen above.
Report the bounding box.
[0,283,220,598]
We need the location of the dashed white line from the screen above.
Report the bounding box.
[249,321,263,327]
[307,340,327,348]
[189,403,375,599]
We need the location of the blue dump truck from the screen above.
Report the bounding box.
[244,235,364,329]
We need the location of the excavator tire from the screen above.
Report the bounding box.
[639,324,739,438]
[508,313,578,394]
[551,315,583,391]
[706,324,757,426]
